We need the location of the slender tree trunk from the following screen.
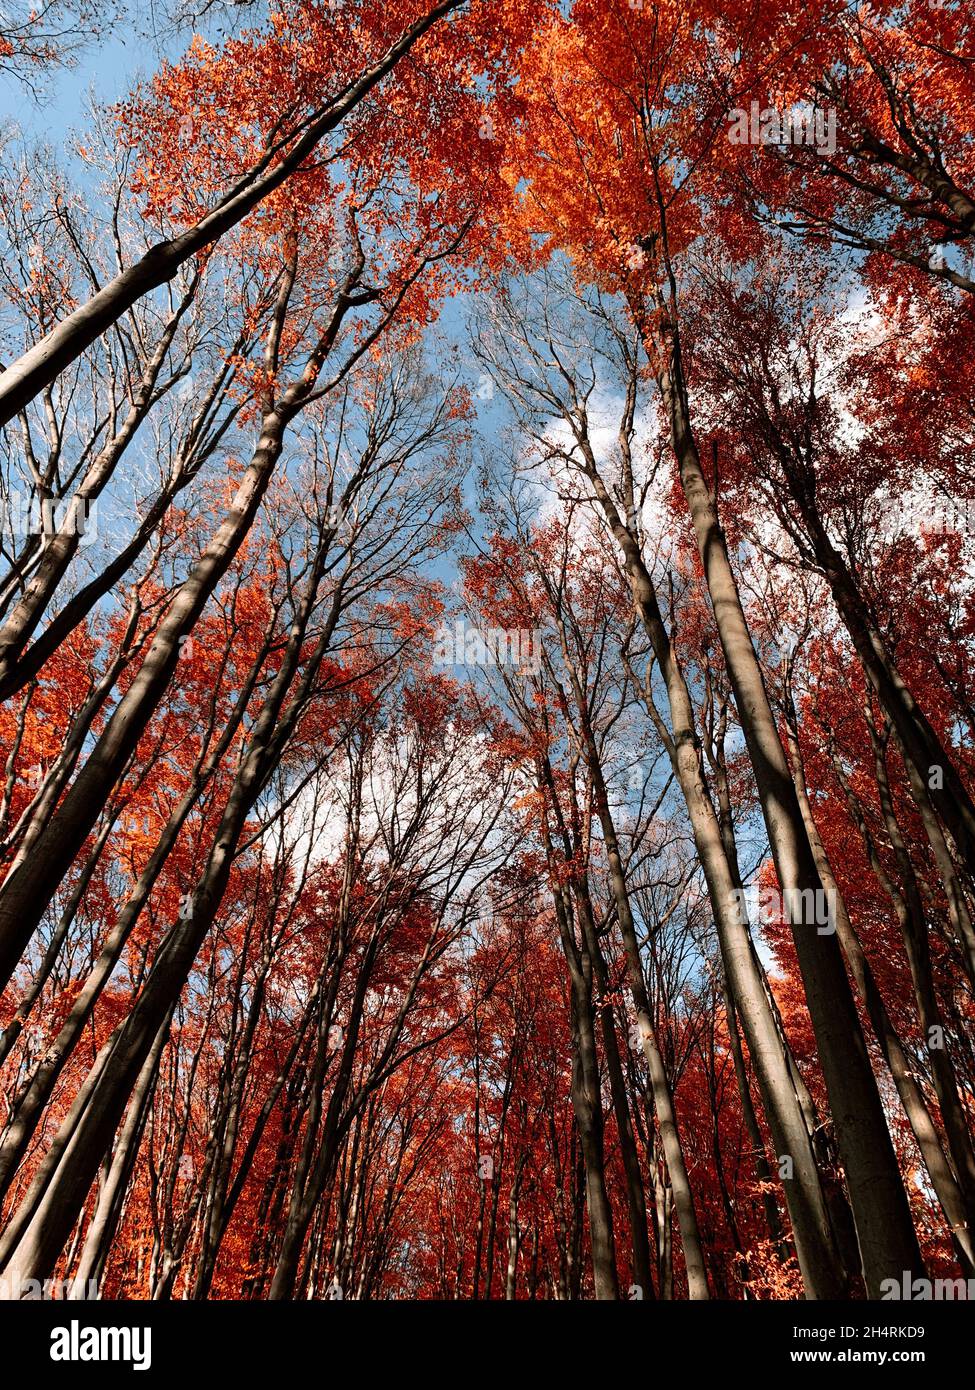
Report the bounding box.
[864,710,975,1225]
[578,463,849,1297]
[68,1013,171,1298]
[537,796,619,1300]
[723,986,790,1260]
[0,407,287,988]
[0,511,344,1286]
[504,1161,525,1300]
[0,280,198,686]
[786,479,975,888]
[637,280,925,1293]
[543,759,655,1298]
[894,731,975,989]
[568,688,708,1299]
[0,248,378,991]
[0,0,463,426]
[785,692,975,1276]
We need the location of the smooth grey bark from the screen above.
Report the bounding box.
[0,329,250,704]
[578,468,850,1298]
[784,687,975,1277]
[0,808,116,1069]
[543,757,656,1298]
[487,297,854,1294]
[786,486,975,898]
[0,411,286,987]
[896,731,975,990]
[0,617,269,1201]
[864,708,975,1229]
[629,249,926,1291]
[67,1012,171,1298]
[553,644,708,1299]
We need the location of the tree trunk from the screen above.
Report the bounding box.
[785,692,975,1276]
[640,284,925,1294]
[0,0,464,426]
[578,461,850,1298]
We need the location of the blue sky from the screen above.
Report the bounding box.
[0,9,779,945]
[0,11,505,558]
[1,23,141,141]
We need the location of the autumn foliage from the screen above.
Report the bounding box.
[0,0,972,1303]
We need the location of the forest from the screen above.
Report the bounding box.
[0,0,972,1310]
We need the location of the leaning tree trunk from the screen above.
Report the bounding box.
[783,472,975,892]
[565,675,709,1300]
[0,510,344,1289]
[67,1012,171,1298]
[864,710,975,1228]
[0,252,375,991]
[784,690,975,1277]
[535,787,620,1300]
[0,279,198,688]
[0,404,288,989]
[575,458,851,1298]
[641,286,926,1294]
[0,0,464,427]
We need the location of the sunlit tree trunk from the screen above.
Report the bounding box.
[630,251,925,1291]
